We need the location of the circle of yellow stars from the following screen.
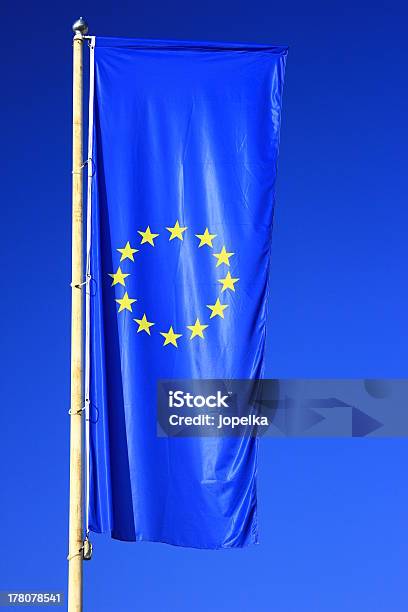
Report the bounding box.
[109,220,239,348]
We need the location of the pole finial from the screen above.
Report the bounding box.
[72,17,88,38]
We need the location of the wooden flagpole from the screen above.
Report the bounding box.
[68,17,88,612]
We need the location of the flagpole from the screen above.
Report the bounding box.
[68,17,88,612]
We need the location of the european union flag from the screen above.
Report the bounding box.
[87,37,287,548]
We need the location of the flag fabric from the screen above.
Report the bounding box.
[87,37,287,548]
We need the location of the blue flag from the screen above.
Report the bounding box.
[87,37,287,548]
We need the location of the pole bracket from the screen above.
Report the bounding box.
[83,536,93,561]
[67,537,93,562]
[67,547,82,562]
[68,406,86,416]
[72,158,95,176]
[70,274,91,290]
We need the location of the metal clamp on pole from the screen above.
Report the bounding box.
[67,536,93,563]
[82,536,93,561]
[70,274,91,290]
[68,406,86,416]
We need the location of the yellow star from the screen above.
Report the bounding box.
[166,220,188,241]
[187,318,209,339]
[206,298,228,319]
[160,326,182,347]
[108,266,130,287]
[138,226,160,246]
[117,241,138,262]
[213,246,234,267]
[195,228,217,248]
[115,292,137,313]
[133,313,155,335]
[218,271,239,292]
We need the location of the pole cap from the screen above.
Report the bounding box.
[72,17,88,37]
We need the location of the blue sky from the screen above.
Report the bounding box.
[0,1,407,610]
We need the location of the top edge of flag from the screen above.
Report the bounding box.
[94,36,288,54]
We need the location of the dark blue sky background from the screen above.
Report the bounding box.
[1,1,407,610]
